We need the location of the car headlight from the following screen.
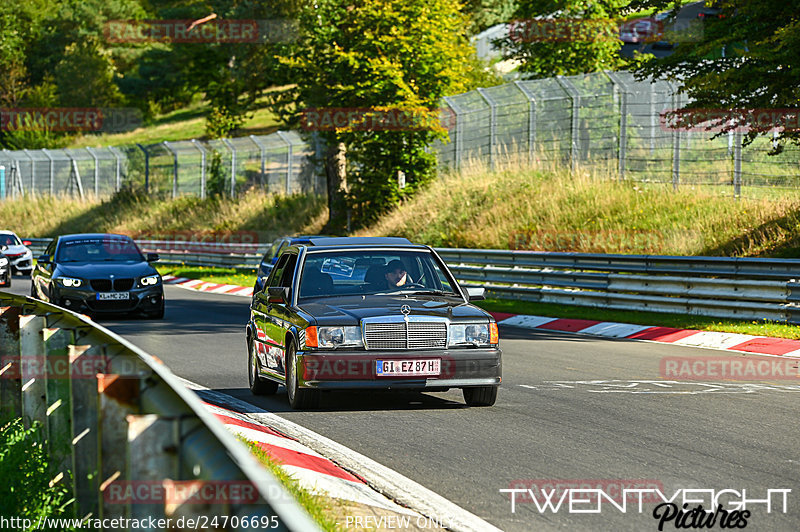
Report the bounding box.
[0,258,7,266]
[139,274,160,287]
[449,323,499,347]
[57,277,83,288]
[305,326,363,349]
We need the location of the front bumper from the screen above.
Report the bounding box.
[52,284,164,314]
[297,347,502,390]
[6,254,32,273]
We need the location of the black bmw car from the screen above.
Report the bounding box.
[246,237,501,409]
[31,233,164,318]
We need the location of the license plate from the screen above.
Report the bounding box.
[96,292,130,300]
[376,359,440,377]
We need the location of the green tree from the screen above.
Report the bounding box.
[631,0,800,150]
[282,0,483,229]
[500,0,628,78]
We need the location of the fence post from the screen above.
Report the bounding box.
[221,138,236,198]
[191,140,207,199]
[66,155,85,200]
[276,131,293,194]
[443,97,462,170]
[0,306,23,418]
[162,141,179,199]
[733,131,742,197]
[476,88,497,170]
[19,315,47,431]
[556,76,580,172]
[109,147,122,192]
[23,149,35,197]
[605,71,628,182]
[514,81,537,166]
[136,143,150,194]
[42,148,55,195]
[86,147,99,197]
[670,84,681,191]
[249,135,267,190]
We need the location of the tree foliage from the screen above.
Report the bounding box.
[630,0,800,150]
[282,0,486,229]
[500,0,629,78]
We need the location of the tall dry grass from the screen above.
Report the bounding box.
[360,157,800,257]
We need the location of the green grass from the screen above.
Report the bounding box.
[157,265,257,287]
[477,298,800,340]
[242,439,344,531]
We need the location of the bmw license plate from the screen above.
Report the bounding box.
[96,292,130,300]
[376,359,440,377]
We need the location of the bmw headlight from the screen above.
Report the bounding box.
[0,257,7,266]
[305,326,364,349]
[57,277,83,288]
[139,274,160,287]
[449,323,499,347]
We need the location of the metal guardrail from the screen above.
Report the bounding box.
[22,238,800,322]
[0,292,319,531]
[437,249,800,323]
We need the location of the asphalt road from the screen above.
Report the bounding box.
[7,279,800,531]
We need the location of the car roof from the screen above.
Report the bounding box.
[59,233,133,241]
[307,237,415,247]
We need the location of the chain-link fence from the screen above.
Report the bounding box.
[436,71,800,196]
[0,130,325,200]
[2,70,798,200]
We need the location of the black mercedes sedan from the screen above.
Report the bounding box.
[31,233,164,319]
[246,237,501,409]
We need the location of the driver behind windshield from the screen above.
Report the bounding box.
[384,259,412,288]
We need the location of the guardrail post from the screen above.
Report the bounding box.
[0,306,23,417]
[276,131,294,194]
[98,372,141,521]
[69,342,103,521]
[163,141,179,199]
[43,324,76,477]
[476,88,497,170]
[126,414,177,523]
[19,315,47,430]
[556,76,580,172]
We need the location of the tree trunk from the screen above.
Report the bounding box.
[324,140,347,230]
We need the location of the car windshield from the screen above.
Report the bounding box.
[298,249,458,299]
[57,237,144,262]
[0,234,20,247]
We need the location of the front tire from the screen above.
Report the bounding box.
[463,386,498,407]
[286,340,319,409]
[249,337,278,395]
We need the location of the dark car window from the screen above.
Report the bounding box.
[45,239,56,258]
[56,237,144,262]
[298,250,456,299]
[0,234,20,247]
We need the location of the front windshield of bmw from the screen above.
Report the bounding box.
[57,237,144,262]
[298,249,458,299]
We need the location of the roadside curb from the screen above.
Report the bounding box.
[490,312,800,359]
[179,379,502,532]
[162,275,253,298]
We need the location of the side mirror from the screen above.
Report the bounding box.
[465,286,486,301]
[146,252,159,262]
[37,254,51,265]
[267,286,290,304]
